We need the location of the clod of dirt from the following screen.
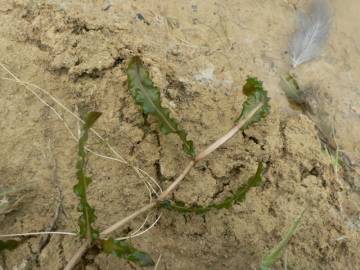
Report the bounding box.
[0,1,359,270]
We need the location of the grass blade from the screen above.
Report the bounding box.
[237,77,270,129]
[280,73,308,108]
[73,112,102,241]
[127,56,195,157]
[161,163,264,214]
[101,238,154,267]
[260,209,305,270]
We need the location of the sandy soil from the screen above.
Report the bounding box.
[0,0,360,269]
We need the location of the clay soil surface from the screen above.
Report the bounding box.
[1,1,360,270]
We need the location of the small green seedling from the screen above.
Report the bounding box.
[280,74,303,106]
[260,209,305,270]
[1,56,272,270]
[128,56,195,157]
[236,77,270,128]
[128,56,270,216]
[74,111,101,241]
[73,111,154,267]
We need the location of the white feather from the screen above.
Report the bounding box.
[290,0,331,68]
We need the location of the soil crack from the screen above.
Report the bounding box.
[27,137,64,269]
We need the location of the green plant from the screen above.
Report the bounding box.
[128,56,195,157]
[65,56,270,269]
[280,74,303,106]
[74,112,101,241]
[260,209,305,270]
[70,111,154,268]
[128,56,269,213]
[160,163,264,214]
[1,56,271,270]
[280,74,352,181]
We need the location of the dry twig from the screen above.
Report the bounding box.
[64,102,263,270]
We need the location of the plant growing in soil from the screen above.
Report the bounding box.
[283,0,337,156]
[72,111,155,267]
[127,56,196,157]
[261,209,305,270]
[63,56,270,269]
[1,56,273,269]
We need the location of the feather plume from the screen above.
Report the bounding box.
[290,0,331,68]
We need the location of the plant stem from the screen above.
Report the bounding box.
[102,102,263,235]
[63,240,91,270]
[195,102,263,162]
[100,202,157,236]
[64,102,263,270]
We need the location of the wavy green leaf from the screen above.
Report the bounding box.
[237,77,270,129]
[73,111,102,241]
[0,240,20,252]
[161,163,264,214]
[127,56,195,157]
[260,209,305,270]
[102,238,154,267]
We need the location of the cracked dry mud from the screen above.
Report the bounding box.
[1,1,360,270]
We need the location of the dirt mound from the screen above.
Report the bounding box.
[0,1,359,270]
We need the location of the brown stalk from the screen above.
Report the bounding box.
[64,102,263,270]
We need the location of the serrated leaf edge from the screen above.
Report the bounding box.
[73,111,101,240]
[161,163,264,214]
[127,56,195,157]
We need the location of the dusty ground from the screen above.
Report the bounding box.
[1,0,360,269]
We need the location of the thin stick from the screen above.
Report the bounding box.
[63,240,91,270]
[157,161,195,200]
[136,167,163,193]
[1,72,163,195]
[62,214,162,270]
[154,254,162,270]
[0,74,128,165]
[0,231,77,238]
[194,102,263,162]
[100,202,157,236]
[116,213,150,240]
[0,63,165,268]
[103,101,263,235]
[115,214,162,241]
[64,101,264,270]
[1,64,163,217]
